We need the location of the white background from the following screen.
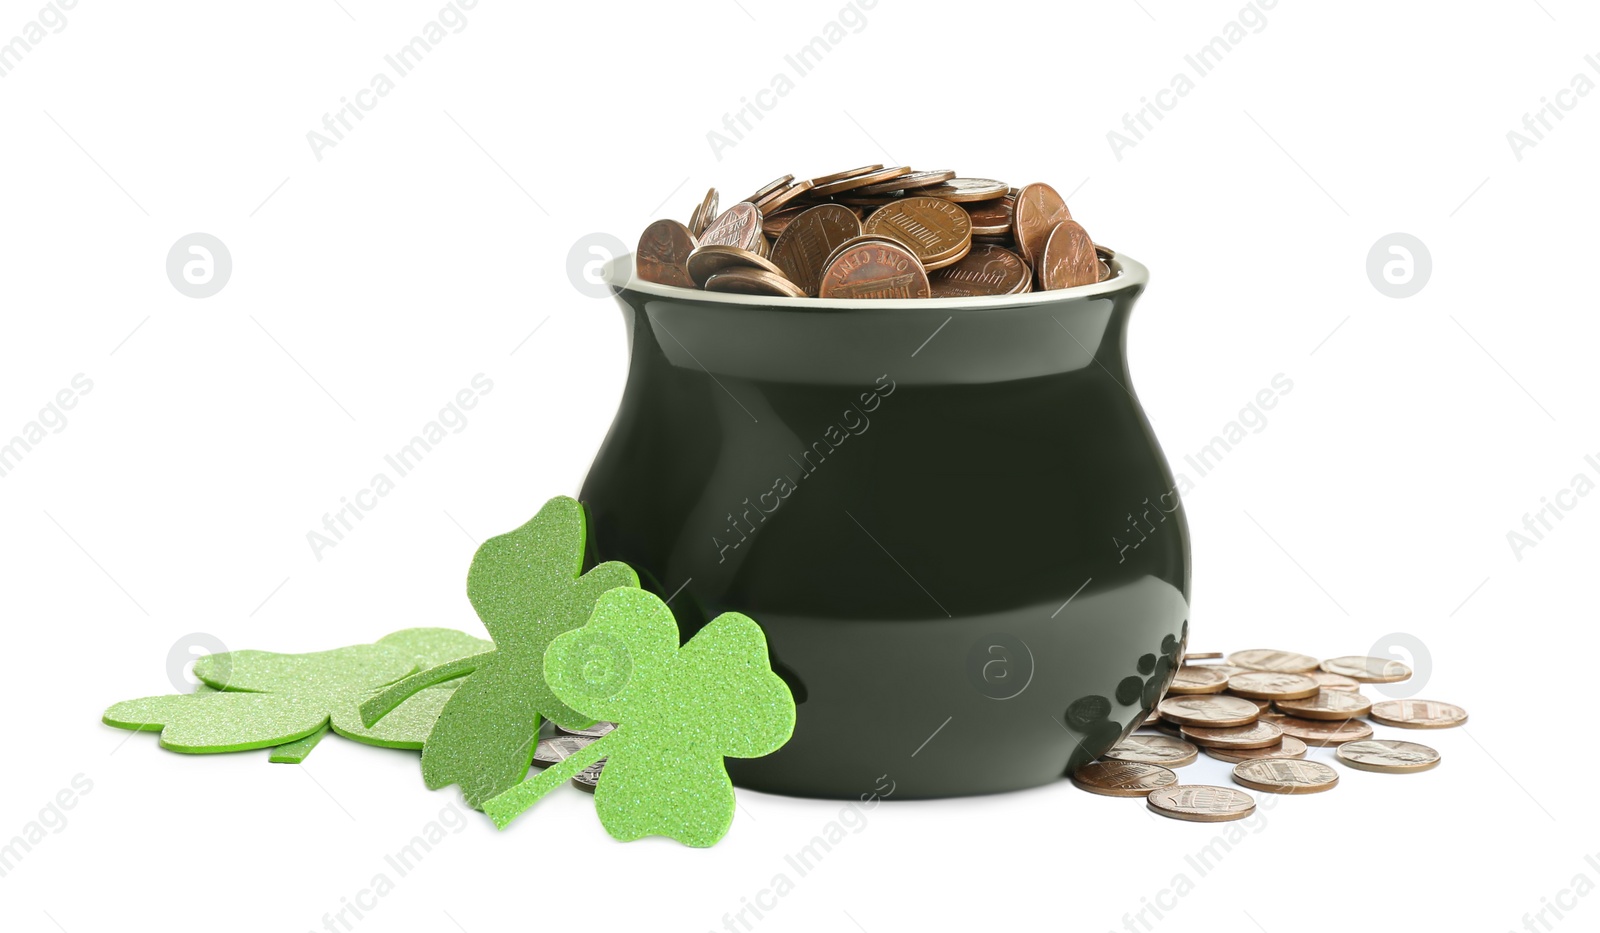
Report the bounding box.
[1,1,1596,931]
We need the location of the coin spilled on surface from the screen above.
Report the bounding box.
[635,167,1110,299]
[1085,649,1464,822]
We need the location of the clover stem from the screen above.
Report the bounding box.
[483,733,613,830]
[358,650,493,728]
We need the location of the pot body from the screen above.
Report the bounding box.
[580,257,1189,799]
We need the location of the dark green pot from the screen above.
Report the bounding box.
[581,251,1189,799]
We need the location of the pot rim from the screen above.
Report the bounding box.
[603,247,1147,312]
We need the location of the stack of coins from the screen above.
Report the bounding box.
[1080,649,1465,822]
[634,165,1112,300]
[530,720,617,791]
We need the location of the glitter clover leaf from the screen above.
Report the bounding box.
[358,496,637,809]
[103,643,418,754]
[482,587,796,847]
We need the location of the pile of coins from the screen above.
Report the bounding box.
[1073,649,1467,822]
[532,720,614,792]
[634,165,1111,300]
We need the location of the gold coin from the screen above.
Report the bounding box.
[1180,721,1284,749]
[1070,760,1178,797]
[1307,671,1361,691]
[1274,715,1374,747]
[1102,734,1198,768]
[1368,699,1468,729]
[1335,739,1441,773]
[862,196,973,270]
[1228,649,1320,673]
[699,201,764,251]
[1146,785,1257,823]
[702,268,807,298]
[1320,655,1413,684]
[1157,695,1260,728]
[1226,671,1320,700]
[1203,735,1309,764]
[685,244,785,286]
[1166,666,1229,695]
[1231,758,1339,795]
[1274,688,1373,721]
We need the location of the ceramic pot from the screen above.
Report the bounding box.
[580,251,1189,798]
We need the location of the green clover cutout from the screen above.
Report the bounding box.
[482,587,796,847]
[103,643,417,754]
[358,496,637,809]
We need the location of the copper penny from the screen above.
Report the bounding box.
[928,244,1029,298]
[1226,671,1321,700]
[1157,695,1260,728]
[1307,671,1362,691]
[1231,758,1339,795]
[1274,689,1373,721]
[862,195,972,270]
[770,204,863,296]
[1368,699,1468,729]
[754,179,815,215]
[1203,735,1309,764]
[1071,760,1178,797]
[1335,739,1441,773]
[1164,666,1230,696]
[698,201,763,251]
[817,239,930,299]
[1102,734,1198,768]
[1228,649,1321,673]
[921,177,1009,202]
[688,187,718,238]
[635,219,698,288]
[963,195,1014,237]
[1184,652,1224,662]
[1180,721,1284,749]
[1011,182,1071,267]
[809,165,912,198]
[1039,220,1100,289]
[806,164,884,187]
[702,268,807,298]
[685,244,787,286]
[1146,785,1257,823]
[742,174,794,204]
[1320,655,1413,684]
[760,205,809,240]
[1274,715,1374,747]
[849,169,957,196]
